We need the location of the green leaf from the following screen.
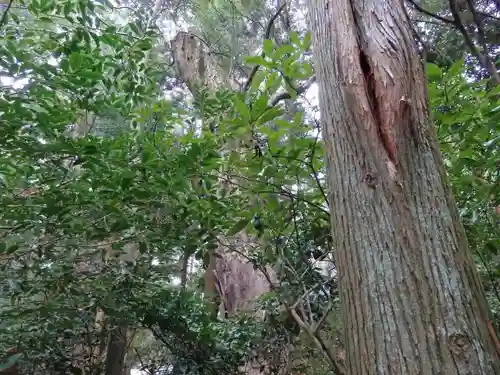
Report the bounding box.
[290,32,300,46]
[250,94,269,121]
[250,70,266,92]
[233,96,250,124]
[293,111,303,127]
[302,32,311,50]
[227,218,250,236]
[426,63,442,81]
[256,107,283,126]
[243,56,267,66]
[129,22,141,36]
[263,39,274,56]
[265,72,282,95]
[448,58,465,77]
[302,62,313,77]
[274,44,295,59]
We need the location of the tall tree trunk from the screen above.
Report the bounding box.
[307,0,500,374]
[171,31,283,374]
[105,326,129,375]
[171,31,272,317]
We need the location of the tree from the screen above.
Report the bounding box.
[406,0,500,84]
[307,0,500,374]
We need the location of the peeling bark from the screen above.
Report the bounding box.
[307,0,500,374]
[171,32,239,94]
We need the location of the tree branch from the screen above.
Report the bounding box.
[448,0,500,84]
[259,267,345,375]
[243,2,287,92]
[406,0,455,24]
[465,0,500,84]
[314,300,335,333]
[268,75,316,107]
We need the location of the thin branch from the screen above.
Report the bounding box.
[307,122,329,206]
[448,0,500,84]
[406,0,455,24]
[477,10,500,21]
[291,275,337,310]
[215,171,330,215]
[401,0,431,65]
[465,0,500,84]
[259,267,345,375]
[268,75,316,107]
[134,348,147,373]
[313,300,335,333]
[243,2,287,92]
[0,0,14,28]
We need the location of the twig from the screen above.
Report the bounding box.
[465,0,500,84]
[306,120,329,206]
[291,275,337,310]
[313,300,335,333]
[259,267,345,375]
[401,0,431,65]
[448,0,500,84]
[215,171,330,215]
[477,10,500,21]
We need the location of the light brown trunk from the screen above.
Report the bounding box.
[307,0,500,374]
[171,31,283,374]
[203,250,220,318]
[170,32,272,318]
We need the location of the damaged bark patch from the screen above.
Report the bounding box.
[359,48,398,166]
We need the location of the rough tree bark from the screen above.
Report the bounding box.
[307,0,500,374]
[104,326,129,375]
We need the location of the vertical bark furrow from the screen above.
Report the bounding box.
[405,158,443,374]
[358,193,378,375]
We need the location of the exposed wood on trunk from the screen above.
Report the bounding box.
[307,0,500,374]
[171,32,239,94]
[203,250,221,318]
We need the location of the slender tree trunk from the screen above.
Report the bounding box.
[307,0,500,374]
[105,326,129,375]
